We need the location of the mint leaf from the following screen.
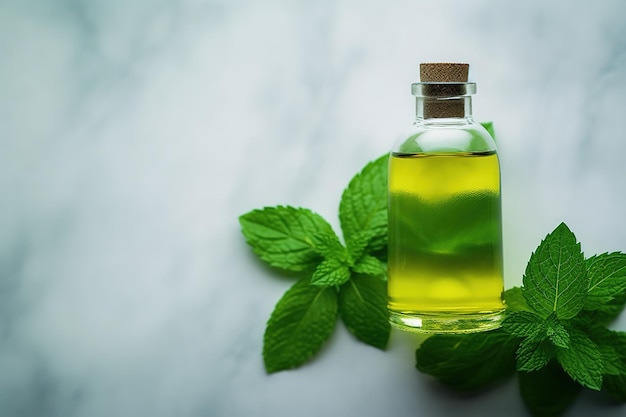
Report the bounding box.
[503,287,532,312]
[310,232,349,261]
[339,154,389,253]
[338,274,390,349]
[544,317,570,349]
[577,291,626,326]
[415,329,519,391]
[263,278,338,373]
[522,223,587,320]
[352,254,386,278]
[584,252,626,311]
[601,330,626,401]
[502,311,544,339]
[555,327,603,391]
[517,339,553,372]
[593,290,626,324]
[345,229,378,263]
[504,312,570,353]
[240,206,337,272]
[311,258,351,287]
[519,362,582,417]
[598,344,626,376]
[587,327,626,376]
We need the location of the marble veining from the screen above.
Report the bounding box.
[1,0,625,416]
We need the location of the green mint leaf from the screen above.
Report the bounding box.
[555,327,603,391]
[594,290,626,324]
[502,311,544,339]
[240,206,337,272]
[587,327,626,376]
[503,287,533,312]
[504,312,570,350]
[309,232,349,261]
[352,254,387,278]
[519,362,582,417]
[339,154,389,253]
[544,316,570,349]
[480,121,496,139]
[598,341,626,377]
[415,329,519,391]
[576,290,626,326]
[311,258,351,287]
[517,339,553,372]
[263,278,338,373]
[522,222,587,320]
[584,252,626,311]
[338,274,390,350]
[345,229,378,263]
[599,345,625,377]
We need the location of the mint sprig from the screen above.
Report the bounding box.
[416,223,626,416]
[240,154,390,373]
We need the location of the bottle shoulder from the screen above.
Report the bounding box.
[391,119,497,155]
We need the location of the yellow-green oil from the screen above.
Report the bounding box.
[387,151,505,333]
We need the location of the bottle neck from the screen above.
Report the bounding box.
[415,96,473,121]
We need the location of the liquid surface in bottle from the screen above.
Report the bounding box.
[388,151,504,327]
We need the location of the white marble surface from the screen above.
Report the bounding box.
[2,0,626,416]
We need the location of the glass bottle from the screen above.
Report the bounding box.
[387,63,505,333]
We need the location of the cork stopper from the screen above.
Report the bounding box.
[420,63,469,82]
[419,63,469,118]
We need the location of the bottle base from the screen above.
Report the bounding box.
[389,309,505,334]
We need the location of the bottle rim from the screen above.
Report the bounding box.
[411,82,476,98]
